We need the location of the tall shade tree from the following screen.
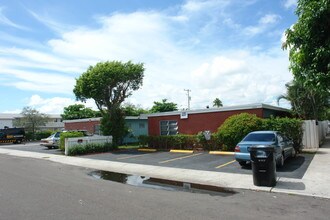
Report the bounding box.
[150,99,178,113]
[13,107,49,138]
[282,0,330,93]
[213,98,223,108]
[73,61,144,146]
[61,104,101,120]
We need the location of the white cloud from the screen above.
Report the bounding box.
[259,14,281,25]
[283,0,297,9]
[190,48,292,108]
[27,95,98,114]
[0,7,28,30]
[0,68,75,94]
[245,14,281,36]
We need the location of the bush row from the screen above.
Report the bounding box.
[59,131,85,151]
[139,114,304,152]
[25,130,54,141]
[67,143,114,156]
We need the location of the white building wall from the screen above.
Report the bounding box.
[0,119,13,129]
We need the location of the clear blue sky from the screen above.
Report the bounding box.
[0,0,298,114]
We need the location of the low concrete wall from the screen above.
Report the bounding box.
[65,136,112,156]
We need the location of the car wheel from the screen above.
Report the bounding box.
[239,161,247,166]
[277,154,284,167]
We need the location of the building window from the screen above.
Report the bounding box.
[139,123,145,128]
[160,120,178,135]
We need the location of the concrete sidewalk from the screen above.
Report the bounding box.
[0,136,330,199]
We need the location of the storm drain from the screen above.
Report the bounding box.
[89,170,236,197]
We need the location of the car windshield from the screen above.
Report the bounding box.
[243,133,275,142]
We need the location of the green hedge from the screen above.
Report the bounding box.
[59,131,84,151]
[67,142,113,156]
[138,134,223,151]
[25,130,54,141]
[216,113,264,151]
[263,117,303,152]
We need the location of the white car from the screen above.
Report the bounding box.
[40,132,61,149]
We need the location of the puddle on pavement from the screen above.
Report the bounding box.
[89,170,236,197]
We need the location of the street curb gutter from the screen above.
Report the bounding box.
[209,151,235,155]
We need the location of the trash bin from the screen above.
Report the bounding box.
[250,145,276,187]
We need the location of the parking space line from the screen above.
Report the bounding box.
[159,153,203,164]
[215,160,236,169]
[117,154,147,160]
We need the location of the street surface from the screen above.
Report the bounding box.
[0,153,329,220]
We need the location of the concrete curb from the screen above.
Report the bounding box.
[209,151,235,155]
[138,148,157,152]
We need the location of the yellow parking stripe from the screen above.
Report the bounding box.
[170,149,193,153]
[159,153,203,164]
[215,160,236,169]
[117,154,147,160]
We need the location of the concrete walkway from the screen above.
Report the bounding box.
[0,136,330,199]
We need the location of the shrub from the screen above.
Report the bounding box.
[196,132,223,151]
[67,142,113,156]
[144,135,197,150]
[59,131,84,151]
[263,117,304,152]
[35,130,53,140]
[138,135,149,147]
[25,132,34,141]
[216,113,264,151]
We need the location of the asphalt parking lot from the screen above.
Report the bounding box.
[0,142,315,179]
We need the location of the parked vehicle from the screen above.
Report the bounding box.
[40,130,91,149]
[234,131,296,167]
[0,127,25,144]
[40,131,61,149]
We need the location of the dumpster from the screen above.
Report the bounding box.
[250,145,276,187]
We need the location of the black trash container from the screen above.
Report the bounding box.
[250,145,276,187]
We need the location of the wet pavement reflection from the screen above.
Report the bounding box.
[89,170,236,197]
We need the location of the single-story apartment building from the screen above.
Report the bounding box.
[147,103,290,136]
[64,116,148,144]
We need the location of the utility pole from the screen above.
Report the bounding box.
[184,89,191,110]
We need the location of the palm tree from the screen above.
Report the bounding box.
[213,98,223,108]
[277,80,329,120]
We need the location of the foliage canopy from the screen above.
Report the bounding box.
[283,0,330,92]
[150,99,178,113]
[61,104,101,120]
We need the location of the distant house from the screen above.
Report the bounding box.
[64,116,148,144]
[146,103,290,136]
[0,113,64,131]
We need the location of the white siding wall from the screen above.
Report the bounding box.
[302,120,329,149]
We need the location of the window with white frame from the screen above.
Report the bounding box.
[160,120,178,135]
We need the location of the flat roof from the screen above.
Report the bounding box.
[146,103,289,118]
[0,113,61,119]
[63,115,148,123]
